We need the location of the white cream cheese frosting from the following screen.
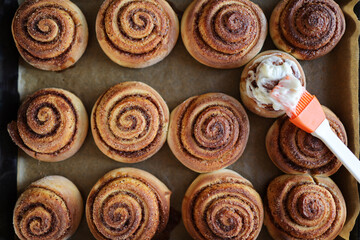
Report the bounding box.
[270,75,304,115]
[245,54,302,111]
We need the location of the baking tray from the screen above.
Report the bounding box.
[0,0,360,239]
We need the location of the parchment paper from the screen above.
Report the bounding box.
[16,0,360,239]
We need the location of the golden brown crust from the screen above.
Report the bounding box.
[270,0,345,60]
[12,0,88,71]
[266,106,347,176]
[13,176,83,240]
[167,93,250,173]
[7,88,88,162]
[265,174,346,240]
[182,169,264,240]
[240,50,306,118]
[181,0,267,69]
[96,0,179,68]
[91,81,169,163]
[86,167,171,240]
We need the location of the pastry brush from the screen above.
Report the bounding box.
[271,78,360,183]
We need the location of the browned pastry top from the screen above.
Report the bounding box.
[266,106,347,176]
[181,0,267,68]
[182,169,263,240]
[270,0,345,60]
[15,188,71,240]
[265,174,346,240]
[13,176,83,240]
[12,0,88,71]
[91,81,169,163]
[86,168,171,240]
[96,0,179,68]
[168,93,250,173]
[7,88,88,162]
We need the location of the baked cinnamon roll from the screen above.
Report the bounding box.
[7,88,88,162]
[96,0,179,68]
[167,93,249,173]
[13,176,83,240]
[240,50,306,118]
[91,81,169,163]
[86,168,171,240]
[181,0,267,69]
[266,106,347,176]
[265,174,346,240]
[12,0,88,71]
[270,0,346,60]
[182,169,264,240]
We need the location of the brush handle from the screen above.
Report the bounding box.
[312,119,360,183]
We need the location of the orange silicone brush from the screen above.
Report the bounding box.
[289,91,326,133]
[272,86,360,183]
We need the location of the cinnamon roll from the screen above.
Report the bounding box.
[86,168,171,240]
[91,81,169,163]
[182,169,264,240]
[181,0,267,69]
[13,176,83,240]
[7,88,88,162]
[270,0,346,60]
[96,0,179,68]
[167,93,249,173]
[266,106,347,176]
[265,174,346,240]
[240,50,306,118]
[12,0,88,71]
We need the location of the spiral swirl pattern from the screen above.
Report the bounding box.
[91,82,169,163]
[265,174,346,240]
[266,106,347,176]
[168,93,249,172]
[270,0,345,60]
[181,0,267,68]
[7,88,88,162]
[12,0,88,71]
[13,176,83,240]
[86,168,171,240]
[96,0,179,68]
[182,169,263,240]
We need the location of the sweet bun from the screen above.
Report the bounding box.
[270,0,345,60]
[168,93,249,172]
[240,50,305,118]
[182,169,264,239]
[181,0,267,69]
[86,167,171,240]
[8,88,88,162]
[96,0,179,68]
[12,0,88,71]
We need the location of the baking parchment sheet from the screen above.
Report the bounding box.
[16,0,360,239]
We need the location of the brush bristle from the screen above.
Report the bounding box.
[294,91,313,117]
